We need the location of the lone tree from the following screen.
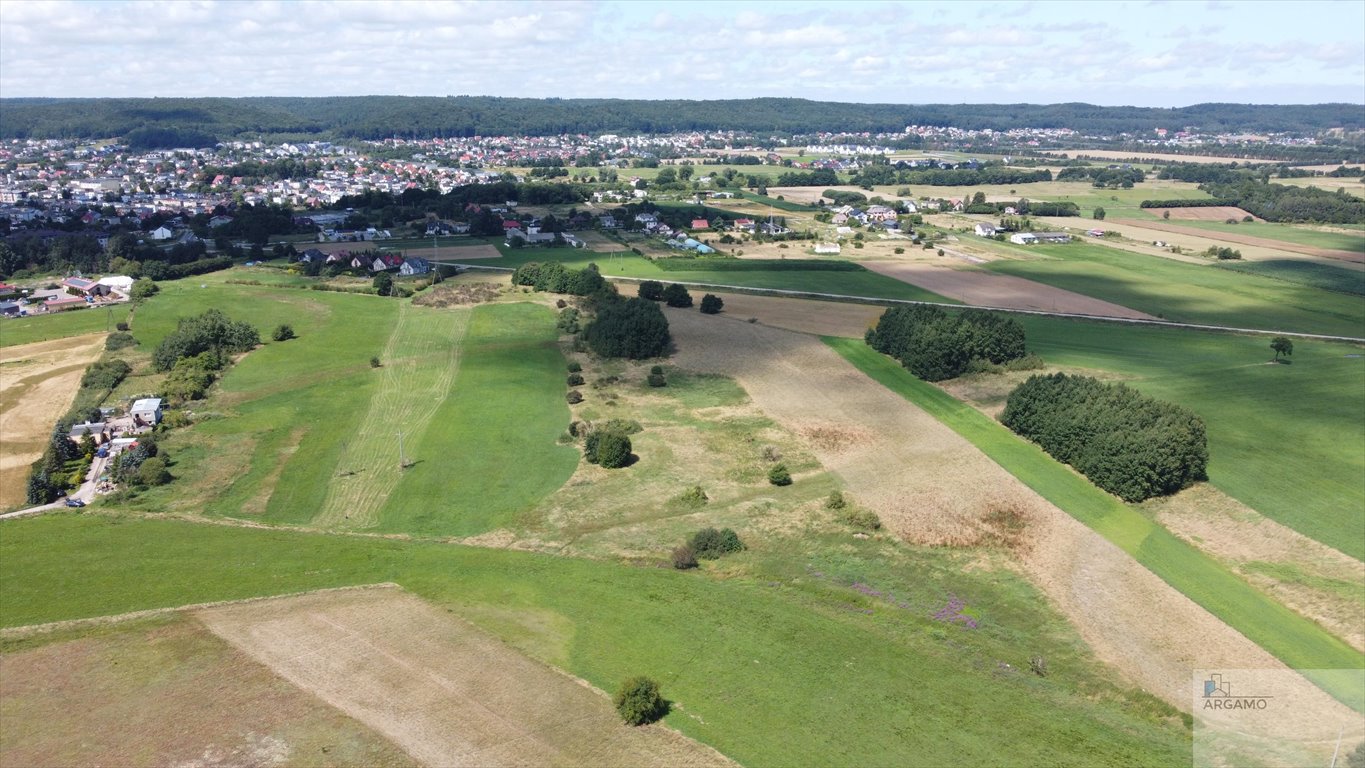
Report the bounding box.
[272,323,296,342]
[373,272,393,296]
[1093,206,1106,220]
[662,283,693,308]
[637,280,664,301]
[614,677,667,726]
[699,293,724,314]
[1271,336,1294,361]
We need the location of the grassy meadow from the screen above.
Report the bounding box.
[1133,218,1365,252]
[0,513,1193,767]
[828,338,1365,708]
[1215,259,1365,296]
[0,304,130,347]
[981,242,1365,336]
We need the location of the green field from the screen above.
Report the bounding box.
[1015,316,1365,561]
[377,302,579,536]
[828,338,1365,708]
[1215,259,1365,296]
[1129,219,1365,253]
[480,246,955,303]
[0,514,1192,766]
[0,304,129,347]
[982,242,1365,337]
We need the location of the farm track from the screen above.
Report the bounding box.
[313,304,469,530]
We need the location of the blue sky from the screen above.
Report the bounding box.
[1,0,1362,105]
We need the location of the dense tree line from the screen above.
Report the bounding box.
[966,200,1081,217]
[1201,180,1365,224]
[151,309,259,372]
[1156,163,1250,185]
[865,305,1026,381]
[510,261,608,296]
[4,97,1361,140]
[1000,373,1208,502]
[1055,166,1145,187]
[1139,198,1242,208]
[583,296,671,359]
[895,166,1052,187]
[124,126,218,149]
[776,169,841,187]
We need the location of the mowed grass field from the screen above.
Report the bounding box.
[982,242,1365,337]
[1015,316,1365,561]
[0,304,129,347]
[828,339,1365,708]
[475,246,955,304]
[1128,218,1365,253]
[116,274,576,538]
[0,514,1192,767]
[1215,259,1365,296]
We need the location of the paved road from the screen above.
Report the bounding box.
[0,452,109,521]
[438,262,1365,343]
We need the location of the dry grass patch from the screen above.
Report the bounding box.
[0,614,416,768]
[195,586,735,768]
[0,333,106,508]
[1118,219,1364,262]
[412,281,503,307]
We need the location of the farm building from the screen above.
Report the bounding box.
[690,219,710,230]
[974,223,998,237]
[96,275,135,293]
[0,300,21,317]
[1009,233,1037,245]
[68,422,110,441]
[44,295,89,312]
[1036,232,1072,243]
[61,277,107,297]
[130,398,163,426]
[814,243,842,255]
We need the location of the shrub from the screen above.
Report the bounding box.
[585,430,632,469]
[824,490,847,510]
[689,527,745,559]
[567,372,585,386]
[1001,373,1208,502]
[649,365,664,375]
[893,247,904,254]
[671,545,698,570]
[662,283,693,308]
[129,278,159,301]
[647,373,667,387]
[105,332,137,351]
[137,456,171,487]
[566,390,583,404]
[556,298,567,308]
[151,309,259,372]
[614,677,667,726]
[583,297,670,359]
[672,485,708,507]
[557,307,580,334]
[638,280,664,301]
[567,361,582,373]
[373,272,393,296]
[1030,655,1048,677]
[81,358,132,390]
[271,323,296,342]
[115,321,130,332]
[767,463,792,486]
[842,507,882,531]
[370,356,381,368]
[699,293,723,314]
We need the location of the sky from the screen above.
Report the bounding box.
[1,0,1363,106]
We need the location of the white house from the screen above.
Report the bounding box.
[130,397,163,426]
[974,223,998,237]
[96,275,135,294]
[150,225,174,241]
[1009,233,1038,245]
[399,257,431,276]
[814,242,842,255]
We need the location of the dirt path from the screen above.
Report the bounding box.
[1117,219,1365,262]
[314,304,470,530]
[665,309,1356,712]
[196,586,735,768]
[859,260,1157,319]
[0,334,106,509]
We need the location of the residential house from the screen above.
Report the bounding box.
[974,223,998,237]
[130,397,163,426]
[150,225,174,240]
[690,219,709,230]
[598,215,618,229]
[298,248,327,263]
[734,218,755,232]
[68,422,109,442]
[399,257,431,276]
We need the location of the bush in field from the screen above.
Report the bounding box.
[271,323,296,342]
[105,332,136,351]
[567,361,582,373]
[689,527,745,559]
[129,278,158,301]
[842,507,882,531]
[699,293,723,314]
[566,389,583,404]
[373,272,393,296]
[585,430,632,469]
[767,463,792,486]
[82,358,132,391]
[557,307,580,334]
[370,356,381,368]
[662,283,693,308]
[638,280,664,301]
[672,485,708,507]
[647,373,667,387]
[115,321,130,332]
[614,677,667,726]
[671,545,698,570]
[865,305,1026,382]
[567,372,585,386]
[583,297,670,359]
[825,490,847,510]
[1001,373,1208,502]
[137,456,172,486]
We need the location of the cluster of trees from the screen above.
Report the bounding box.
[510,261,608,296]
[1203,181,1365,224]
[883,166,1052,187]
[25,425,85,504]
[865,305,1027,382]
[1204,246,1243,260]
[110,431,171,487]
[1000,373,1208,502]
[1139,198,1241,209]
[151,309,259,372]
[584,297,671,359]
[1055,166,1145,187]
[964,199,1081,217]
[776,168,841,187]
[6,97,1360,141]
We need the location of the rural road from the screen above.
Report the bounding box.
[439,262,1365,343]
[0,452,110,521]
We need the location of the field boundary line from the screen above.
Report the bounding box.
[439,262,1365,342]
[0,582,400,641]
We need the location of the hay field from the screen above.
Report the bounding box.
[1121,219,1364,262]
[664,309,1351,708]
[196,586,734,768]
[0,614,416,768]
[1145,206,1260,222]
[858,260,1156,318]
[0,334,105,509]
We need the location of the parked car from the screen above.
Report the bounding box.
[64,498,85,508]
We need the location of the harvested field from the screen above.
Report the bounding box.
[766,185,869,205]
[1144,206,1259,222]
[1117,219,1365,262]
[616,283,881,337]
[0,334,105,509]
[665,309,1356,710]
[412,281,504,307]
[859,260,1156,319]
[196,586,734,768]
[0,614,416,768]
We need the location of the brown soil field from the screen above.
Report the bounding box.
[1145,206,1260,222]
[0,614,416,768]
[1117,219,1365,262]
[576,231,628,253]
[196,587,735,768]
[859,260,1157,318]
[664,309,1354,711]
[616,282,881,337]
[0,334,106,509]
